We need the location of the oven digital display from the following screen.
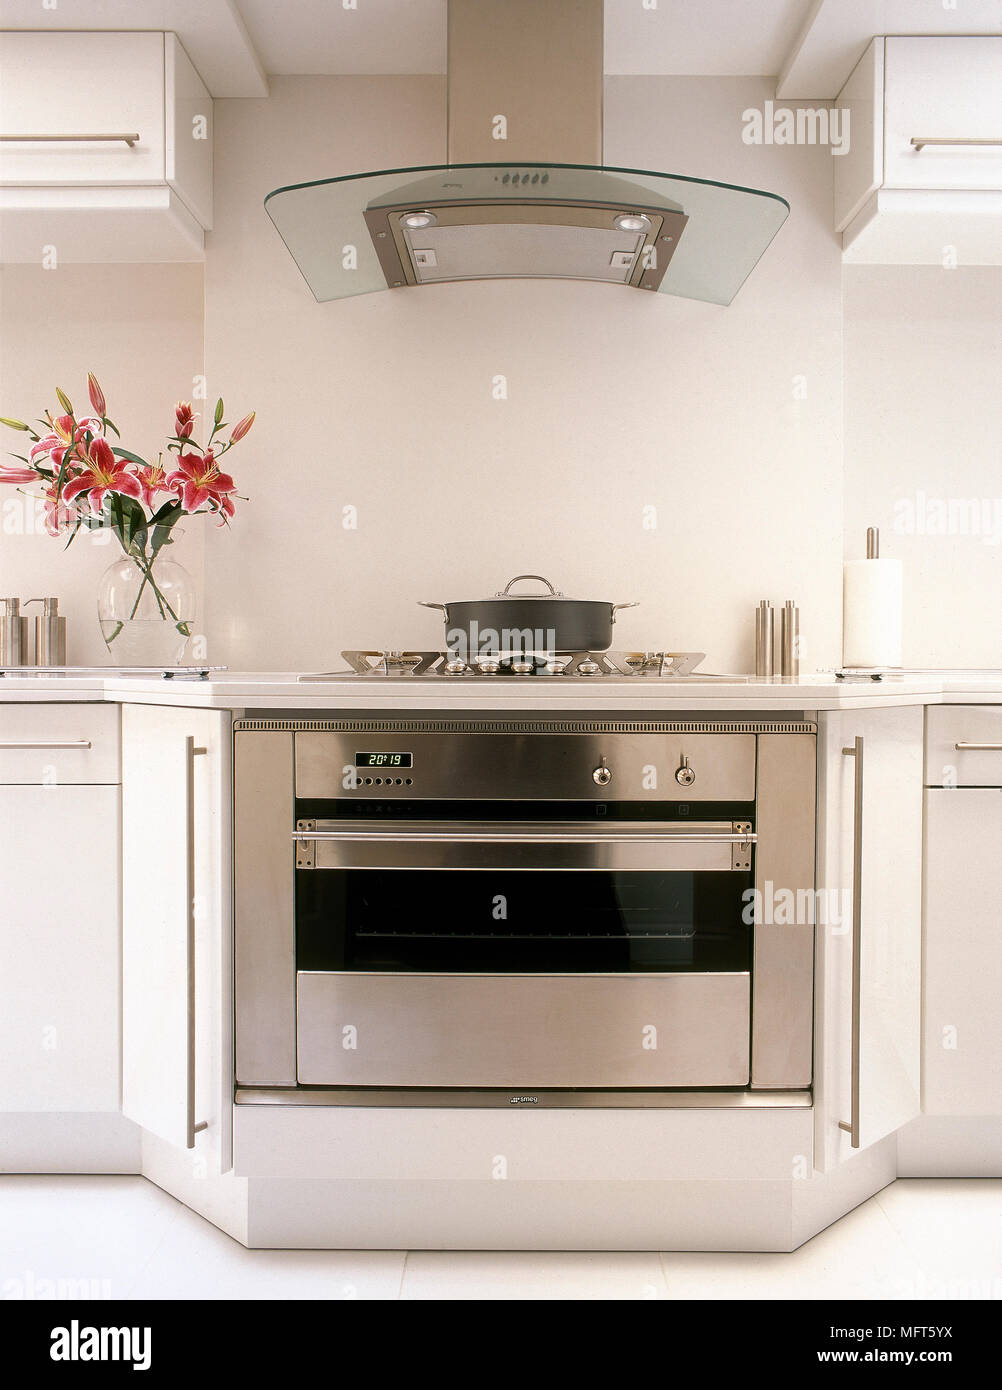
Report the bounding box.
[354,752,413,768]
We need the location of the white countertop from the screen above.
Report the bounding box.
[2,668,1002,711]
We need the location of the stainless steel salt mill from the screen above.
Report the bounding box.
[0,597,28,667]
[755,600,775,677]
[780,599,800,680]
[24,597,66,666]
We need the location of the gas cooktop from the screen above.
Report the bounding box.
[299,650,751,681]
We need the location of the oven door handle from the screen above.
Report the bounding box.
[291,821,755,871]
[291,828,757,846]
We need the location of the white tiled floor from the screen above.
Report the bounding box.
[0,1177,999,1300]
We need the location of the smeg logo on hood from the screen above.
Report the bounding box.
[508,1095,539,1105]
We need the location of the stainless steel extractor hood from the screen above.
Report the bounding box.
[264,0,789,306]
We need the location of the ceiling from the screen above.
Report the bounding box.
[1,0,1000,96]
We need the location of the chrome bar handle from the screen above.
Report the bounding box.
[292,828,758,846]
[838,737,863,1149]
[911,136,1002,151]
[0,132,140,147]
[186,737,209,1151]
[0,739,90,749]
[954,741,1002,751]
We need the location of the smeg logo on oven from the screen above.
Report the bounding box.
[509,1095,539,1105]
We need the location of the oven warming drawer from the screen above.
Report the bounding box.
[296,971,750,1088]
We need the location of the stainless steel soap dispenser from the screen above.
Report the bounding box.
[0,597,28,666]
[24,597,66,666]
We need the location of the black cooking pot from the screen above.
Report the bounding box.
[419,575,638,657]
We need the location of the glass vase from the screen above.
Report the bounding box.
[97,550,196,667]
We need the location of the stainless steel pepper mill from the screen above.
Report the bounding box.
[24,597,66,666]
[755,600,775,677]
[0,597,28,667]
[780,599,800,680]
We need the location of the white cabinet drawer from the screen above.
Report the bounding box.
[0,705,119,784]
[926,706,1002,786]
[884,38,1002,192]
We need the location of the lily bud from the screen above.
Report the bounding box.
[55,387,74,417]
[0,416,31,431]
[87,373,107,417]
[174,401,195,439]
[230,411,255,443]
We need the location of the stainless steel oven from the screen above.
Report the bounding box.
[233,715,816,1105]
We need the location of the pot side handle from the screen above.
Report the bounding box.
[611,602,640,621]
[418,601,448,613]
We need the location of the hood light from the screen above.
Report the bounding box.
[401,211,437,229]
[613,213,651,233]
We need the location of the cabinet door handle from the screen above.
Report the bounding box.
[954,741,1002,751]
[838,737,863,1149]
[911,137,1002,152]
[0,739,91,749]
[186,737,209,1150]
[0,132,140,147]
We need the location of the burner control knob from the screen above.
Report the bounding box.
[592,760,613,787]
[675,756,696,787]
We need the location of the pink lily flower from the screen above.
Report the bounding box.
[165,450,236,514]
[135,459,172,509]
[62,437,142,516]
[42,484,75,536]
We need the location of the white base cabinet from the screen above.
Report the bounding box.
[121,705,233,1175]
[922,707,1002,1118]
[814,706,924,1171]
[0,704,136,1170]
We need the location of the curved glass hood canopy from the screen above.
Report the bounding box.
[264,161,790,308]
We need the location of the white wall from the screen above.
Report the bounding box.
[0,264,204,665]
[843,266,1002,669]
[204,75,843,673]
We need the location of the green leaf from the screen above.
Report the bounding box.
[107,492,148,556]
[214,397,224,425]
[55,387,74,417]
[151,501,183,558]
[103,417,120,438]
[111,447,150,468]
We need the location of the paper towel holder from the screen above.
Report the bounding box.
[866,526,879,559]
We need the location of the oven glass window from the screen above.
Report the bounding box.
[296,869,751,974]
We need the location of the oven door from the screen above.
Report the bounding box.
[293,820,754,1089]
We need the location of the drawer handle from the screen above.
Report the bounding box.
[838,738,863,1150]
[0,132,140,148]
[911,137,1002,152]
[0,739,92,749]
[954,742,1002,751]
[186,738,209,1150]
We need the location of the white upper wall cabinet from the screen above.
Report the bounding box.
[0,31,212,263]
[835,37,1002,265]
[0,32,167,185]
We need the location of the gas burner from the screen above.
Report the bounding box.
[315,650,709,680]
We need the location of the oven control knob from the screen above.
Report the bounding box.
[675,756,696,787]
[592,761,613,787]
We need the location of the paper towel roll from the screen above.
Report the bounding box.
[842,558,903,668]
